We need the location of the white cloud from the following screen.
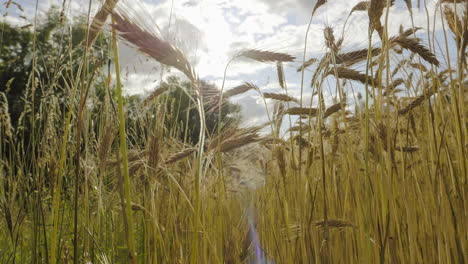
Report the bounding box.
[5,0,457,125]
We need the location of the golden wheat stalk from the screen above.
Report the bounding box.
[165,148,197,164]
[217,133,260,153]
[312,0,327,16]
[409,62,428,72]
[314,219,356,228]
[323,102,346,119]
[391,60,407,77]
[277,62,286,88]
[367,0,396,37]
[443,6,467,63]
[263,93,298,103]
[297,57,318,72]
[206,82,255,113]
[288,124,310,132]
[0,92,12,139]
[284,107,318,116]
[223,82,258,98]
[324,26,336,50]
[147,134,161,170]
[351,1,370,13]
[342,1,370,40]
[111,13,197,81]
[327,67,377,86]
[208,123,268,151]
[97,124,116,165]
[238,49,295,63]
[273,102,285,129]
[383,78,404,96]
[398,88,436,115]
[399,26,422,38]
[390,36,440,66]
[395,146,420,152]
[368,0,385,37]
[141,86,170,108]
[441,0,466,3]
[106,150,148,167]
[294,135,311,147]
[335,48,381,66]
[86,0,119,48]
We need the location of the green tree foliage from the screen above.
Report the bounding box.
[160,76,241,144]
[0,20,33,122]
[0,6,108,124]
[0,6,242,148]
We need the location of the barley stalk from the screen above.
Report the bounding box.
[86,0,119,47]
[276,62,286,88]
[390,36,440,66]
[223,82,258,98]
[284,107,319,116]
[111,16,137,263]
[323,102,346,119]
[238,49,295,63]
[263,93,298,103]
[141,86,170,108]
[165,148,197,164]
[335,48,381,66]
[314,219,356,228]
[398,88,436,115]
[327,67,378,86]
[111,12,197,81]
[297,58,317,72]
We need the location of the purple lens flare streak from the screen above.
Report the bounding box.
[247,203,275,264]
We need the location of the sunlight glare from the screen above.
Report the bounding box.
[175,0,234,78]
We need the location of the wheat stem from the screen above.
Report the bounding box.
[111,16,137,264]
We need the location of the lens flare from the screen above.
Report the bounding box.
[247,204,275,264]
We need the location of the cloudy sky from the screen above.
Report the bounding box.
[2,0,455,128]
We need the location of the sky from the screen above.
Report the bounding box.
[1,0,457,129]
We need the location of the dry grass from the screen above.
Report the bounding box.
[284,107,319,116]
[398,87,436,115]
[327,67,377,86]
[276,62,286,89]
[263,92,299,103]
[164,147,197,164]
[390,36,440,66]
[0,92,12,139]
[0,0,466,263]
[314,219,356,229]
[443,6,467,64]
[368,0,386,37]
[217,133,261,153]
[141,86,170,107]
[312,0,327,16]
[335,48,381,66]
[323,101,345,119]
[350,1,370,14]
[111,12,197,81]
[297,57,318,72]
[223,82,258,98]
[238,49,295,63]
[86,0,119,47]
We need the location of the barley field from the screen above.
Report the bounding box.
[0,0,466,263]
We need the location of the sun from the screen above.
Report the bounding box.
[172,0,235,77]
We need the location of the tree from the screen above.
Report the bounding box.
[0,6,108,125]
[159,76,241,144]
[0,20,33,123]
[0,6,242,147]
